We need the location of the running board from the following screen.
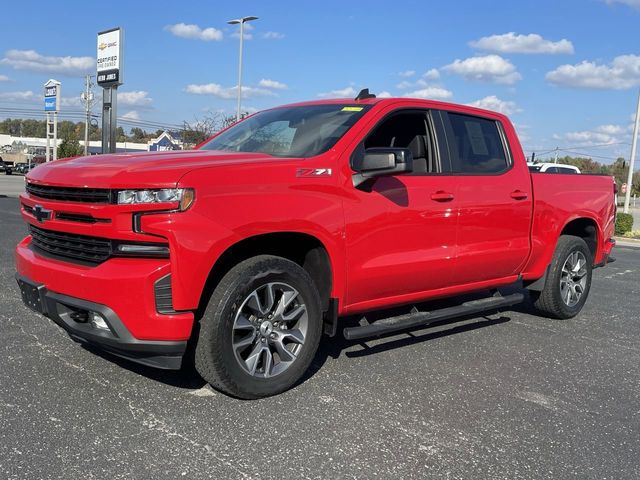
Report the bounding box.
[343,293,524,340]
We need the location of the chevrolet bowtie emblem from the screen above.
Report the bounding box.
[33,205,52,223]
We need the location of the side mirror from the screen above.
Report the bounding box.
[351,147,413,187]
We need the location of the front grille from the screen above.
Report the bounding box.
[26,183,112,203]
[29,225,112,264]
[55,212,111,224]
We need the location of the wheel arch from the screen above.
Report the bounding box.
[196,231,336,319]
[523,214,602,284]
[559,216,599,259]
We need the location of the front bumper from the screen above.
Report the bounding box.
[16,272,187,369]
[15,236,195,369]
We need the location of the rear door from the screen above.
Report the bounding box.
[439,110,532,284]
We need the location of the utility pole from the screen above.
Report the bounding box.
[554,147,559,164]
[81,74,95,156]
[624,89,640,214]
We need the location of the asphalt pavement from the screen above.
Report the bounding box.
[1,196,639,479]
[0,173,26,199]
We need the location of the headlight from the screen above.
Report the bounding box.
[116,188,195,210]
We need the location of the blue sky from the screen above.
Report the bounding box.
[1,0,640,163]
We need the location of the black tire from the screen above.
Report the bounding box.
[195,255,323,399]
[532,235,593,319]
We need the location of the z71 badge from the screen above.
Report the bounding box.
[296,168,333,177]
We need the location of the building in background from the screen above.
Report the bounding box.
[148,131,183,152]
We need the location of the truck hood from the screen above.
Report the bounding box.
[26,150,278,189]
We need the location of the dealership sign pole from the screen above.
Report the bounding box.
[96,27,124,154]
[43,79,61,162]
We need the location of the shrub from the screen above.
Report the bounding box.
[615,213,634,236]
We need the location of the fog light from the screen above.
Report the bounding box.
[90,312,110,331]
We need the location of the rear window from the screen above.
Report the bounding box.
[445,113,510,174]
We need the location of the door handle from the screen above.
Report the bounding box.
[430,191,455,202]
[510,190,528,200]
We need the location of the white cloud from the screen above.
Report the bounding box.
[594,124,626,135]
[604,0,640,8]
[0,74,9,81]
[470,32,574,55]
[396,80,413,89]
[0,90,36,102]
[118,91,153,107]
[423,68,440,80]
[443,55,521,85]
[317,86,357,98]
[231,23,254,40]
[398,70,415,77]
[164,23,223,41]
[403,86,453,100]
[60,96,82,107]
[262,31,285,40]
[0,49,94,76]
[258,78,288,90]
[377,91,393,98]
[554,123,632,146]
[0,90,80,107]
[468,95,520,115]
[122,110,140,120]
[185,83,275,99]
[546,55,640,89]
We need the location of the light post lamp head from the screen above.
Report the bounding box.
[227,16,258,25]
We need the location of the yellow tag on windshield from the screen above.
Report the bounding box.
[342,106,364,112]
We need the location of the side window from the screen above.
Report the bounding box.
[364,112,436,174]
[445,113,510,174]
[545,167,558,173]
[558,167,577,174]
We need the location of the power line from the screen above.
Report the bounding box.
[525,142,631,156]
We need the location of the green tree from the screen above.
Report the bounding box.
[57,137,83,158]
[130,127,147,142]
[115,126,127,143]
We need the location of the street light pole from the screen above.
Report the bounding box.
[81,74,94,156]
[624,89,640,214]
[227,16,258,122]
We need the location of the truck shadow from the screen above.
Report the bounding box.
[84,285,540,393]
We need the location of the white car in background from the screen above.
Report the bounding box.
[528,162,581,174]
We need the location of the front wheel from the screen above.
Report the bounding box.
[531,235,593,319]
[195,255,323,399]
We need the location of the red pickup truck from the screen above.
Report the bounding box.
[16,91,616,398]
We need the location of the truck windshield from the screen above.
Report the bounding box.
[199,104,371,157]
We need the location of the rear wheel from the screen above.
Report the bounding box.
[532,235,593,319]
[195,255,323,399]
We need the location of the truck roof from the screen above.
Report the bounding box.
[269,96,511,122]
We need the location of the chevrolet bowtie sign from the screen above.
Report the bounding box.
[97,27,124,87]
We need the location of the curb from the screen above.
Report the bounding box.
[614,236,640,248]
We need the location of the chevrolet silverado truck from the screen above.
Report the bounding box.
[15,90,616,398]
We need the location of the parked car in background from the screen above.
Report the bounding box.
[0,157,15,175]
[528,162,581,174]
[15,163,41,175]
[16,92,616,398]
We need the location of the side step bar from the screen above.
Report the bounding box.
[343,293,524,340]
